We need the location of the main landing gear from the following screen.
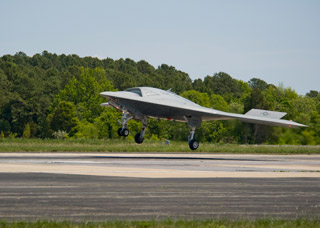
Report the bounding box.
[116,110,202,150]
[188,127,199,150]
[185,116,202,150]
[134,115,147,144]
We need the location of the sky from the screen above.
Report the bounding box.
[1,0,319,95]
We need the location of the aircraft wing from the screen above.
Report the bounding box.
[156,103,307,128]
[100,90,307,128]
[199,107,307,128]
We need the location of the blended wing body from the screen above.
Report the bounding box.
[100,87,306,127]
[100,87,307,150]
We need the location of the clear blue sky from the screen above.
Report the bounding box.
[1,0,319,95]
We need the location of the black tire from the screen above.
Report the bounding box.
[189,139,199,150]
[117,128,123,137]
[134,133,144,144]
[122,128,129,137]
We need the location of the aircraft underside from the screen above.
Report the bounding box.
[109,97,201,150]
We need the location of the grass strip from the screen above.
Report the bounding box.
[0,138,319,154]
[1,219,320,228]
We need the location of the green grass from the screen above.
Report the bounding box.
[0,219,320,228]
[0,138,319,154]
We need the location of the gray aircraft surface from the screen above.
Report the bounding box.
[100,87,307,150]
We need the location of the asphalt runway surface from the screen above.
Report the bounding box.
[0,153,320,221]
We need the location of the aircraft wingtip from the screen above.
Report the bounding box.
[289,122,308,128]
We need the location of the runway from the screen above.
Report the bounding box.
[1,153,320,178]
[0,153,320,220]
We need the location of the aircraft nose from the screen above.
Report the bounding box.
[100,91,117,99]
[100,92,111,98]
[100,91,111,96]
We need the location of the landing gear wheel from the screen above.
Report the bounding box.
[117,128,123,137]
[134,133,144,144]
[122,128,129,137]
[189,139,199,150]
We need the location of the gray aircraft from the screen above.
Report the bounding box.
[100,87,307,150]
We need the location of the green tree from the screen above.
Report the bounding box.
[180,90,210,107]
[203,72,242,101]
[248,78,268,91]
[209,94,230,111]
[156,64,192,93]
[244,88,269,112]
[94,109,121,139]
[0,70,10,110]
[0,119,11,137]
[49,101,79,134]
[306,90,319,98]
[192,78,206,93]
[0,51,319,144]
[137,60,155,74]
[22,123,31,138]
[54,67,114,122]
[73,120,99,139]
[244,88,271,144]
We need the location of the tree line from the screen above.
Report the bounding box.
[0,51,319,145]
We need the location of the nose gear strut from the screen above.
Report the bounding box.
[117,111,132,137]
[116,107,148,145]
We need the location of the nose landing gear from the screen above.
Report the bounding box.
[117,111,132,137]
[116,108,148,144]
[118,127,129,137]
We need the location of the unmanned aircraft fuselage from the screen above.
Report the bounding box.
[100,87,307,150]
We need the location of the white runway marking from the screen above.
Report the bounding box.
[1,153,320,178]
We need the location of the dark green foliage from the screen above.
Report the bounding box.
[54,67,114,122]
[49,101,79,133]
[0,52,192,138]
[248,77,269,91]
[244,88,270,112]
[180,90,210,107]
[244,88,272,144]
[0,51,319,145]
[306,90,319,98]
[0,119,10,137]
[201,72,243,101]
[156,64,192,93]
